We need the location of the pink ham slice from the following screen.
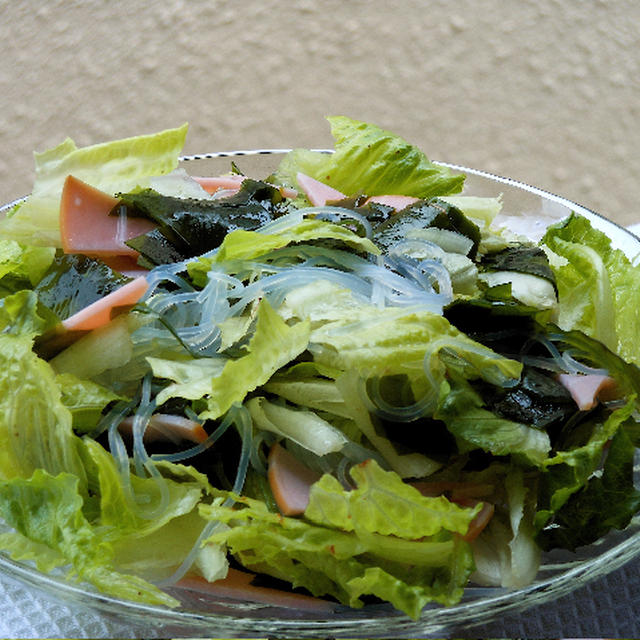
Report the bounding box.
[296,172,346,206]
[61,275,149,332]
[118,413,208,444]
[176,569,335,613]
[60,175,156,257]
[557,373,618,411]
[267,443,321,516]
[193,175,298,199]
[411,481,495,542]
[192,174,246,194]
[454,498,495,542]
[100,255,149,279]
[365,194,420,210]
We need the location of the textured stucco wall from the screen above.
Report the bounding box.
[1,1,638,225]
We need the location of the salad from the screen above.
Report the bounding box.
[0,116,639,621]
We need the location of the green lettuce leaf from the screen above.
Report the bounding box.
[82,438,207,536]
[535,398,637,531]
[0,239,55,293]
[273,116,464,200]
[203,218,379,265]
[81,439,218,584]
[263,375,352,418]
[278,280,373,328]
[536,425,640,551]
[0,421,213,604]
[56,373,124,433]
[0,469,178,607]
[0,330,215,602]
[439,195,503,228]
[201,473,476,619]
[187,220,380,290]
[543,213,640,365]
[0,290,56,338]
[309,305,522,389]
[0,529,68,575]
[305,459,479,538]
[0,334,86,485]
[147,355,226,403]
[111,508,227,583]
[246,396,348,456]
[152,299,310,420]
[1,124,188,247]
[434,378,551,466]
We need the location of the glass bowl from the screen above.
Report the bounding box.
[0,150,639,638]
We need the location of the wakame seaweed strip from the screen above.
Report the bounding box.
[117,179,288,260]
[34,252,131,321]
[373,198,481,258]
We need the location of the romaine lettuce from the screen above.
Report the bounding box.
[201,460,477,619]
[273,116,464,200]
[152,298,311,420]
[1,124,188,246]
[305,458,480,537]
[434,377,551,466]
[471,467,540,588]
[543,213,640,365]
[0,469,178,607]
[536,425,640,551]
[209,218,380,264]
[0,334,86,484]
[535,398,637,532]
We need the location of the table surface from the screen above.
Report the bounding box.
[0,556,638,638]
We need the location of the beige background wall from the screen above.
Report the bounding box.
[1,1,638,225]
